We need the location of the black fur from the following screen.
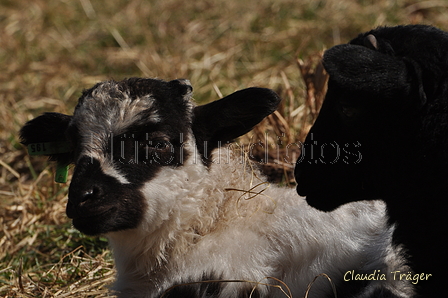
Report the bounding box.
[19,112,74,165]
[161,273,223,298]
[294,25,447,297]
[161,273,261,298]
[192,87,281,163]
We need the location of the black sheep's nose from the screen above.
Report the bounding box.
[79,185,103,203]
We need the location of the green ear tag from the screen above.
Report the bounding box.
[27,141,71,156]
[26,141,71,183]
[55,162,69,183]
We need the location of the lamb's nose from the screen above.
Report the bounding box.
[66,156,105,218]
[79,185,103,203]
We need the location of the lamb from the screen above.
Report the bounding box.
[20,78,414,298]
[294,25,448,297]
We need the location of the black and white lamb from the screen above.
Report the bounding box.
[295,25,447,297]
[20,78,414,298]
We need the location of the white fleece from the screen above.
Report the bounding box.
[106,146,412,298]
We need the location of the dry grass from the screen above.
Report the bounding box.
[1,0,448,297]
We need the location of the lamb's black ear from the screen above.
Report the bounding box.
[192,87,281,158]
[323,44,411,98]
[20,112,73,164]
[363,34,378,50]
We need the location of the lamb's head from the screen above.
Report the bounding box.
[20,78,281,236]
[295,25,448,210]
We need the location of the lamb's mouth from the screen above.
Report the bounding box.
[66,202,117,220]
[69,207,120,235]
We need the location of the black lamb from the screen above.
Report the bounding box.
[295,24,448,297]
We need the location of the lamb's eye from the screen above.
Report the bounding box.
[138,141,147,150]
[139,139,173,152]
[151,139,173,152]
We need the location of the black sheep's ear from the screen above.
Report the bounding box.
[323,44,411,98]
[360,34,394,54]
[363,34,378,50]
[20,112,73,182]
[192,87,281,159]
[323,43,427,121]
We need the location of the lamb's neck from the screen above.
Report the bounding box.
[107,165,219,276]
[106,148,268,278]
[107,219,197,277]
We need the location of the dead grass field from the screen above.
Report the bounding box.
[1,0,448,297]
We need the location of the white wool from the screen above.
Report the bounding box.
[106,145,411,298]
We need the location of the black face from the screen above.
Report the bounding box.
[295,25,448,211]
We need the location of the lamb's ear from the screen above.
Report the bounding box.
[363,34,378,50]
[192,87,281,158]
[323,44,411,98]
[168,79,193,96]
[20,112,73,168]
